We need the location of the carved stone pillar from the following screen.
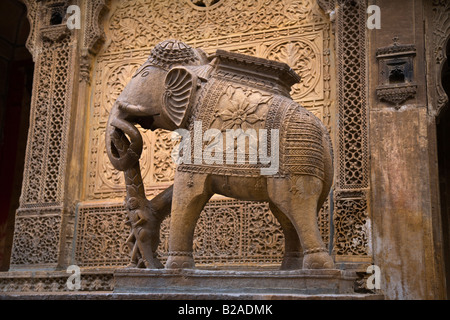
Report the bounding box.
[332,0,372,267]
[9,0,108,271]
[9,0,75,270]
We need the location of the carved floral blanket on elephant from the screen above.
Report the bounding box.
[177,74,327,181]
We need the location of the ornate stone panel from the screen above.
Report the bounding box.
[333,191,369,256]
[21,27,74,206]
[0,270,114,292]
[335,0,368,191]
[75,199,331,268]
[160,200,286,266]
[103,0,325,53]
[10,211,62,266]
[75,204,130,267]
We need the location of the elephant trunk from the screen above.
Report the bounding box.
[106,101,143,172]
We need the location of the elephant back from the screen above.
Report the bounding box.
[270,100,328,181]
[210,49,301,98]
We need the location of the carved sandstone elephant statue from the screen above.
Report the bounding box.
[106,39,334,270]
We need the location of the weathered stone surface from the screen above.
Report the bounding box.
[0,267,385,300]
[368,0,448,300]
[0,291,384,300]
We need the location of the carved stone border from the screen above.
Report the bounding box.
[427,0,450,118]
[0,269,114,293]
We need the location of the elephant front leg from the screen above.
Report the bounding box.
[166,172,212,269]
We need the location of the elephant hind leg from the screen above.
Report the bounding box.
[269,202,303,270]
[267,176,334,269]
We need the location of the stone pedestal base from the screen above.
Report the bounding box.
[114,268,361,296]
[0,268,384,299]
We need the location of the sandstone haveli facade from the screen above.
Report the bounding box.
[0,0,448,300]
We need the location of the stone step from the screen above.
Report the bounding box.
[1,291,384,300]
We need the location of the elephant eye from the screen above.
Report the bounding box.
[132,64,151,78]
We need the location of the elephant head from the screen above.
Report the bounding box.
[106,39,210,171]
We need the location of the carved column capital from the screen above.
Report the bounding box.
[82,0,110,55]
[79,49,93,84]
[78,0,110,84]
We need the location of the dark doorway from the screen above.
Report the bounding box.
[0,0,33,271]
[437,37,450,299]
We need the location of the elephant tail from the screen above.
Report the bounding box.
[317,129,334,215]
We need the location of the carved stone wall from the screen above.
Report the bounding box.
[80,0,336,268]
[2,0,448,300]
[8,0,373,273]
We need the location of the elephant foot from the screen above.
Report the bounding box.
[125,262,138,269]
[165,252,195,269]
[280,252,303,270]
[146,256,164,269]
[139,256,164,269]
[302,250,334,269]
[154,257,165,269]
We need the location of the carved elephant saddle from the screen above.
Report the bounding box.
[172,49,329,181]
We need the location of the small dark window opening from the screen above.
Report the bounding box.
[50,11,63,25]
[50,6,65,25]
[389,67,405,84]
[192,0,221,7]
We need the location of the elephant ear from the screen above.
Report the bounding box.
[163,67,198,128]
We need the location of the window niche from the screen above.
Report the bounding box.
[46,3,67,27]
[376,37,417,107]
